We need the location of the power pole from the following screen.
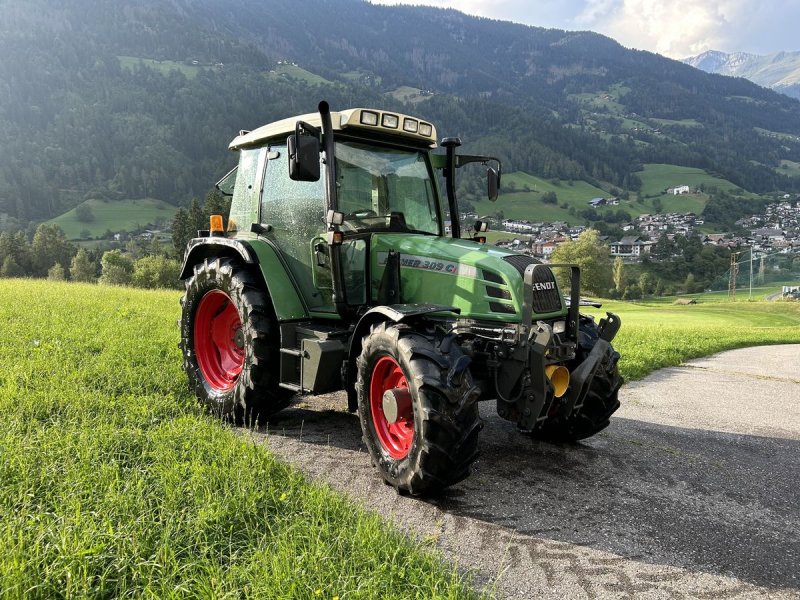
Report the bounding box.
[728,251,740,300]
[749,247,753,301]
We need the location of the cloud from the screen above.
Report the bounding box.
[368,0,800,58]
[579,0,800,58]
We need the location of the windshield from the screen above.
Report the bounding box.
[334,141,441,235]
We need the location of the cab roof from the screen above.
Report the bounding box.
[229,108,437,150]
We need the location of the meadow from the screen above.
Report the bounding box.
[470,163,749,226]
[0,280,478,599]
[46,198,178,240]
[1,280,798,598]
[587,296,800,380]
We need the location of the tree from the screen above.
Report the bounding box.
[70,248,97,282]
[612,256,624,294]
[171,207,191,255]
[638,272,652,296]
[0,255,24,277]
[652,198,663,214]
[550,229,612,295]
[541,191,557,204]
[99,250,134,285]
[684,272,698,294]
[31,224,74,277]
[75,204,94,222]
[47,263,65,281]
[131,255,181,289]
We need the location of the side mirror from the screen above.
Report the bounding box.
[487,167,500,201]
[288,121,320,181]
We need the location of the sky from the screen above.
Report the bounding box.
[369,0,800,59]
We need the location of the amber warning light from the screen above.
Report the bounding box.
[210,214,224,236]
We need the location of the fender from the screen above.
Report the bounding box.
[345,303,460,411]
[180,237,308,321]
[179,238,256,279]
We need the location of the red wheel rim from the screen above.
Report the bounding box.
[194,290,245,392]
[370,356,414,459]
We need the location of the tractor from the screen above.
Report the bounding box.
[179,101,622,495]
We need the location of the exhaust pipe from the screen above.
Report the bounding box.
[545,365,570,398]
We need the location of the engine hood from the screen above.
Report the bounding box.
[370,234,566,322]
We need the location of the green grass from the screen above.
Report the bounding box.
[386,86,433,104]
[631,163,767,216]
[586,298,800,380]
[777,159,800,177]
[472,172,610,223]
[637,164,744,197]
[46,198,178,240]
[754,127,800,143]
[0,280,479,599]
[118,56,211,79]
[649,118,703,128]
[267,64,335,86]
[472,163,753,225]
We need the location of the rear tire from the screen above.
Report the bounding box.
[534,316,623,442]
[356,322,482,496]
[179,257,291,424]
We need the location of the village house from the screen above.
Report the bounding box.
[609,236,653,259]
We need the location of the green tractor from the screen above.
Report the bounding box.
[179,101,622,495]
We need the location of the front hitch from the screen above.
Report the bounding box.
[558,312,621,419]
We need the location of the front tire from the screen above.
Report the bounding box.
[179,257,291,424]
[356,322,482,496]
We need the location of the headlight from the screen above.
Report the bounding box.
[360,110,379,126]
[552,320,566,334]
[403,118,418,133]
[382,114,399,128]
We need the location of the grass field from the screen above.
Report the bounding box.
[471,163,757,226]
[266,64,335,86]
[386,86,433,104]
[46,198,178,240]
[637,163,745,199]
[586,297,800,380]
[118,56,211,79]
[0,280,478,599]
[778,159,800,177]
[471,172,611,224]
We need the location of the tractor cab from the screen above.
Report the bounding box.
[221,103,499,319]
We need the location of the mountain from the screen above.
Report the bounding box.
[1,0,800,227]
[684,50,800,100]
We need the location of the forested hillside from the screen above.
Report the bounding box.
[2,0,800,228]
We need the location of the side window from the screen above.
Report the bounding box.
[261,143,331,311]
[261,144,325,235]
[228,147,266,233]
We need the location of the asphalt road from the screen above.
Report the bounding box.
[250,344,800,599]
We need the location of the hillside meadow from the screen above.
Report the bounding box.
[0,280,479,599]
[1,279,799,598]
[45,198,178,240]
[471,164,750,227]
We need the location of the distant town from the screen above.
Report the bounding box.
[483,198,800,262]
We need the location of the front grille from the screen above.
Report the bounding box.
[485,285,512,300]
[502,254,562,314]
[489,301,516,315]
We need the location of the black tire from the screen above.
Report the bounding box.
[179,257,291,424]
[534,315,623,442]
[356,321,482,496]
